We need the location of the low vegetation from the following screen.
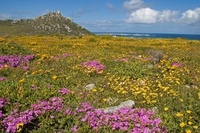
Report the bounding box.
[0,11,92,36]
[0,35,199,133]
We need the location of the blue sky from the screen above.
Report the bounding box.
[0,0,200,34]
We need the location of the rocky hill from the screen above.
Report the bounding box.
[0,11,93,36]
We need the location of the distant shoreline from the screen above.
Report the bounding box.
[94,32,200,40]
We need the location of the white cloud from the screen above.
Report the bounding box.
[0,14,11,20]
[159,10,179,22]
[123,0,200,26]
[181,8,200,24]
[123,0,146,11]
[126,8,178,24]
[126,8,158,23]
[121,1,200,33]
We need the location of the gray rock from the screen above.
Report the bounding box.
[85,84,95,91]
[148,50,163,63]
[118,100,135,108]
[103,100,135,113]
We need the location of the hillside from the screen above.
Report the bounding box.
[0,11,93,36]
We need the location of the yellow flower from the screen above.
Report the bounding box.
[122,90,127,94]
[17,122,24,132]
[31,71,36,75]
[188,121,193,125]
[103,98,107,102]
[186,110,192,114]
[157,65,161,68]
[198,92,200,99]
[164,107,169,111]
[179,98,184,102]
[193,126,198,129]
[180,122,186,127]
[17,122,24,128]
[99,88,104,92]
[92,89,97,92]
[4,64,9,68]
[19,78,25,83]
[185,129,192,133]
[52,75,57,80]
[176,112,183,117]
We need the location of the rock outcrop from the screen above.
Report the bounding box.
[0,11,93,36]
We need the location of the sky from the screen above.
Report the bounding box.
[0,0,200,34]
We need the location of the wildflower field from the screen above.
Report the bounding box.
[0,35,200,133]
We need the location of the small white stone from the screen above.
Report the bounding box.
[85,84,95,91]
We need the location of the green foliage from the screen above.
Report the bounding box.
[107,61,148,79]
[0,36,200,132]
[0,12,93,36]
[0,42,31,55]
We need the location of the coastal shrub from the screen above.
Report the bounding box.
[0,36,199,132]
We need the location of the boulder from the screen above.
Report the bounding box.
[103,100,135,113]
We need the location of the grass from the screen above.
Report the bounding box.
[0,35,200,133]
[0,12,93,36]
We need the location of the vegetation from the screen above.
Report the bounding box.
[0,35,200,133]
[0,11,93,36]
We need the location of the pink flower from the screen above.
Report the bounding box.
[71,125,78,132]
[81,60,105,73]
[22,66,29,71]
[58,88,71,95]
[0,77,7,81]
[65,109,71,115]
[172,62,183,68]
[50,115,54,119]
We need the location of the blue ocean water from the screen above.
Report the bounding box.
[94,32,200,40]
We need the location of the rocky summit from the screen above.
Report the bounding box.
[0,11,93,36]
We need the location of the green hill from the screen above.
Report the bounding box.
[0,11,93,36]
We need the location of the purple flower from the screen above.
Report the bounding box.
[22,66,29,71]
[50,115,55,119]
[69,103,166,133]
[172,62,183,68]
[0,54,34,69]
[71,125,78,132]
[0,98,8,108]
[58,88,71,95]
[2,97,64,133]
[30,84,40,90]
[81,60,105,73]
[0,110,4,118]
[119,125,128,131]
[0,77,7,81]
[65,109,71,115]
[61,53,70,58]
[1,97,166,133]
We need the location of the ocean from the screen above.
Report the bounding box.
[94,32,200,40]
